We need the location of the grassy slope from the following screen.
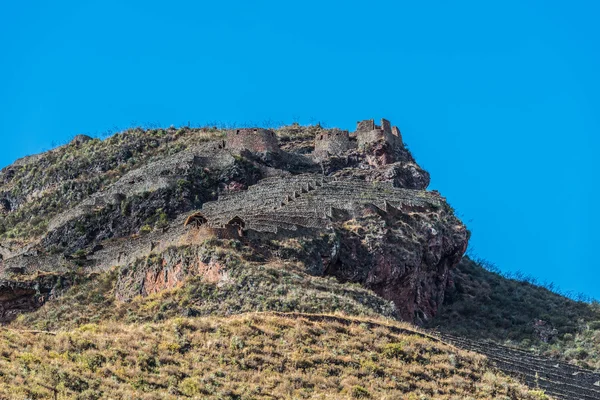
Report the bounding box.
[1,313,550,400]
[430,257,600,370]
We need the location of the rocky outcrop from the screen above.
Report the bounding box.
[115,245,229,301]
[330,202,468,322]
[185,173,468,322]
[0,274,68,323]
[71,134,93,145]
[0,117,468,324]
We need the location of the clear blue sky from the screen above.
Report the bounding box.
[1,1,598,298]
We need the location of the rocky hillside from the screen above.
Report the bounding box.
[0,119,467,325]
[0,118,598,399]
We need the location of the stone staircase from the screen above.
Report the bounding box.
[198,174,443,233]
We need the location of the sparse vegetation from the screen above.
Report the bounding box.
[0,127,225,243]
[431,257,600,370]
[1,119,595,399]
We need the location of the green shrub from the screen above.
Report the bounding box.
[351,386,371,398]
[179,377,203,396]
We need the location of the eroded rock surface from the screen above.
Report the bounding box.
[0,274,70,322]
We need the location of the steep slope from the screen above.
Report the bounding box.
[430,257,600,370]
[13,239,396,331]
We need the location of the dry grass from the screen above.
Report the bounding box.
[0,312,550,399]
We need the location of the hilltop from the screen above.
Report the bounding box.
[1,119,598,399]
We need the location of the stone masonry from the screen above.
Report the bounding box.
[313,128,354,159]
[356,118,403,150]
[225,128,279,154]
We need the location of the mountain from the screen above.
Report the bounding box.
[0,119,598,399]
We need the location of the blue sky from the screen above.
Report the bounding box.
[1,1,598,298]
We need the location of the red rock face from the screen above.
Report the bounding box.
[116,247,229,301]
[142,261,184,296]
[364,141,396,167]
[140,258,226,296]
[328,204,469,323]
[195,258,225,284]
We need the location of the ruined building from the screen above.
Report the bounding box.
[313,128,353,158]
[356,118,403,150]
[312,118,404,160]
[225,128,279,154]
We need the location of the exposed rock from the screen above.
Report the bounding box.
[0,274,69,323]
[179,172,467,321]
[331,203,468,322]
[0,198,10,214]
[71,134,93,145]
[383,162,431,190]
[116,245,229,301]
[533,319,559,343]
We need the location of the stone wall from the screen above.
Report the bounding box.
[193,174,442,234]
[225,128,279,153]
[356,119,375,133]
[314,129,353,158]
[356,118,403,149]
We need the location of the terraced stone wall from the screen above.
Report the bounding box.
[192,174,442,234]
[441,333,600,400]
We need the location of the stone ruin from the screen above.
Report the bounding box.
[355,118,403,150]
[225,128,279,154]
[312,118,404,160]
[313,128,354,158]
[217,118,406,161]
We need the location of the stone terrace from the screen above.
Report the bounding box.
[197,174,442,234]
[441,333,600,400]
